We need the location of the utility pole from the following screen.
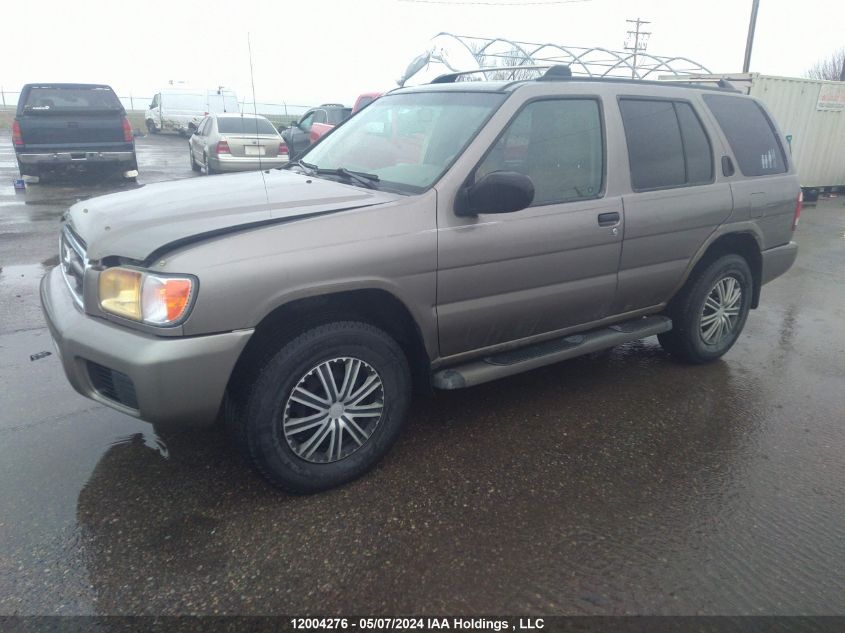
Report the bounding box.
[625,18,651,79]
[742,0,760,73]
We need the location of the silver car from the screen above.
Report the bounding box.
[188,113,288,173]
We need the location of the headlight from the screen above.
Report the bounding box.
[99,267,195,326]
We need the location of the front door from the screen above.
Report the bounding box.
[436,97,623,358]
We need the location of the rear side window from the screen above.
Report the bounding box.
[476,98,603,206]
[619,98,713,190]
[217,117,277,135]
[23,86,122,112]
[704,95,786,176]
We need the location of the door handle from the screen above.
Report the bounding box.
[597,212,620,227]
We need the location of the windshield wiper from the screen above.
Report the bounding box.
[316,167,380,190]
[285,159,318,175]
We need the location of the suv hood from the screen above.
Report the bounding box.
[66,169,401,262]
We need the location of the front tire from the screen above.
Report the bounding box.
[189,145,200,172]
[658,254,752,364]
[229,322,411,493]
[146,119,158,134]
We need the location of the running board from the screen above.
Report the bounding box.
[432,315,672,390]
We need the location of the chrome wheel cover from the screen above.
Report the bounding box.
[700,275,742,345]
[282,357,384,463]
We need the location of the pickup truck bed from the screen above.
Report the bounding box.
[14,83,137,182]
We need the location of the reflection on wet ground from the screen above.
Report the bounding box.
[0,129,844,615]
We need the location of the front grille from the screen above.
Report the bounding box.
[87,361,139,410]
[60,227,87,307]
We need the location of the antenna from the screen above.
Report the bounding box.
[247,32,264,174]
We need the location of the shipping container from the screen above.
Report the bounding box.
[660,73,845,195]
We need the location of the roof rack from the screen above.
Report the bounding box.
[656,77,739,90]
[429,64,741,93]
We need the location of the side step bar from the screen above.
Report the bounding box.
[432,315,672,390]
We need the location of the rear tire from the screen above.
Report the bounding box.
[226,322,411,493]
[658,254,752,364]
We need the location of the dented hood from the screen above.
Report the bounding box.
[66,169,400,262]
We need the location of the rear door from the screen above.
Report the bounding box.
[436,96,624,357]
[614,96,733,313]
[17,85,127,149]
[702,94,798,250]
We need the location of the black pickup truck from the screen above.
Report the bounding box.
[13,83,138,182]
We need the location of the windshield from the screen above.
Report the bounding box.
[300,91,505,193]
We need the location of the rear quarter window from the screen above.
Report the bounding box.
[703,95,786,177]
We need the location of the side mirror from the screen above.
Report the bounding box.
[456,171,534,216]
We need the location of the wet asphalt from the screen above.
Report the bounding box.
[0,130,843,616]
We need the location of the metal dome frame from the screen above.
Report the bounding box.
[430,32,711,80]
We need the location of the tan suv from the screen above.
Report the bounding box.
[41,67,800,492]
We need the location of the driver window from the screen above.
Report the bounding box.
[476,99,604,206]
[299,112,315,132]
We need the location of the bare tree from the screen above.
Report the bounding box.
[806,48,845,81]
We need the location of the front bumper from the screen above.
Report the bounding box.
[40,266,253,426]
[17,150,136,166]
[761,241,798,285]
[209,155,289,172]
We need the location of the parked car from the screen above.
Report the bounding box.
[13,83,137,183]
[145,87,239,136]
[281,103,351,158]
[42,67,800,493]
[188,113,289,174]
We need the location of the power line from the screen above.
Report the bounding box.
[397,0,591,6]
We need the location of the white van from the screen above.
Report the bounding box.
[145,87,239,136]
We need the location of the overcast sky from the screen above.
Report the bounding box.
[3,0,843,108]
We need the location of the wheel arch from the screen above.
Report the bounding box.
[227,288,433,400]
[674,230,763,309]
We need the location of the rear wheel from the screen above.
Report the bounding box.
[226,322,411,493]
[658,254,752,364]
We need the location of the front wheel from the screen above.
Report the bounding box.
[189,145,200,172]
[229,322,411,493]
[146,119,158,134]
[658,254,752,364]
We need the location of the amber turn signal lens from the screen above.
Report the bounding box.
[141,276,194,325]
